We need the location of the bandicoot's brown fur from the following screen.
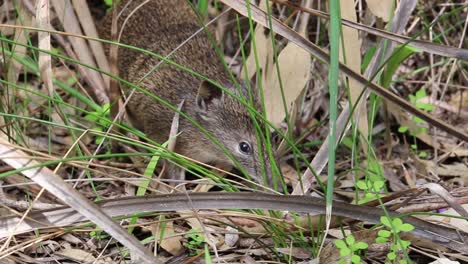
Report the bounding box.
[99,0,274,187]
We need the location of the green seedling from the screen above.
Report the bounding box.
[84,103,111,145]
[377,216,414,264]
[357,158,386,204]
[335,234,368,264]
[90,230,109,240]
[398,89,434,158]
[104,0,113,7]
[356,178,385,204]
[185,228,204,256]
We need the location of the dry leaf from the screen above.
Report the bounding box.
[422,161,468,178]
[243,0,274,80]
[242,0,310,127]
[194,178,216,192]
[153,221,184,256]
[276,247,312,259]
[280,163,299,185]
[340,0,368,151]
[264,42,310,126]
[56,248,96,263]
[430,258,461,264]
[241,255,260,264]
[449,90,468,112]
[366,0,394,22]
[426,205,468,235]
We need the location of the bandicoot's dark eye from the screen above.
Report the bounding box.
[239,141,252,154]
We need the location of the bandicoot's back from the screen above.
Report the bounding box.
[100,0,273,187]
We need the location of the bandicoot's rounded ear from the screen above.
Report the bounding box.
[196,80,223,111]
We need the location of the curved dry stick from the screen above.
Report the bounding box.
[1,192,467,254]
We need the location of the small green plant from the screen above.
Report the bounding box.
[398,89,434,158]
[357,158,386,204]
[185,228,204,256]
[103,0,114,7]
[89,230,109,240]
[356,178,385,204]
[84,103,111,144]
[376,216,414,264]
[335,234,368,264]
